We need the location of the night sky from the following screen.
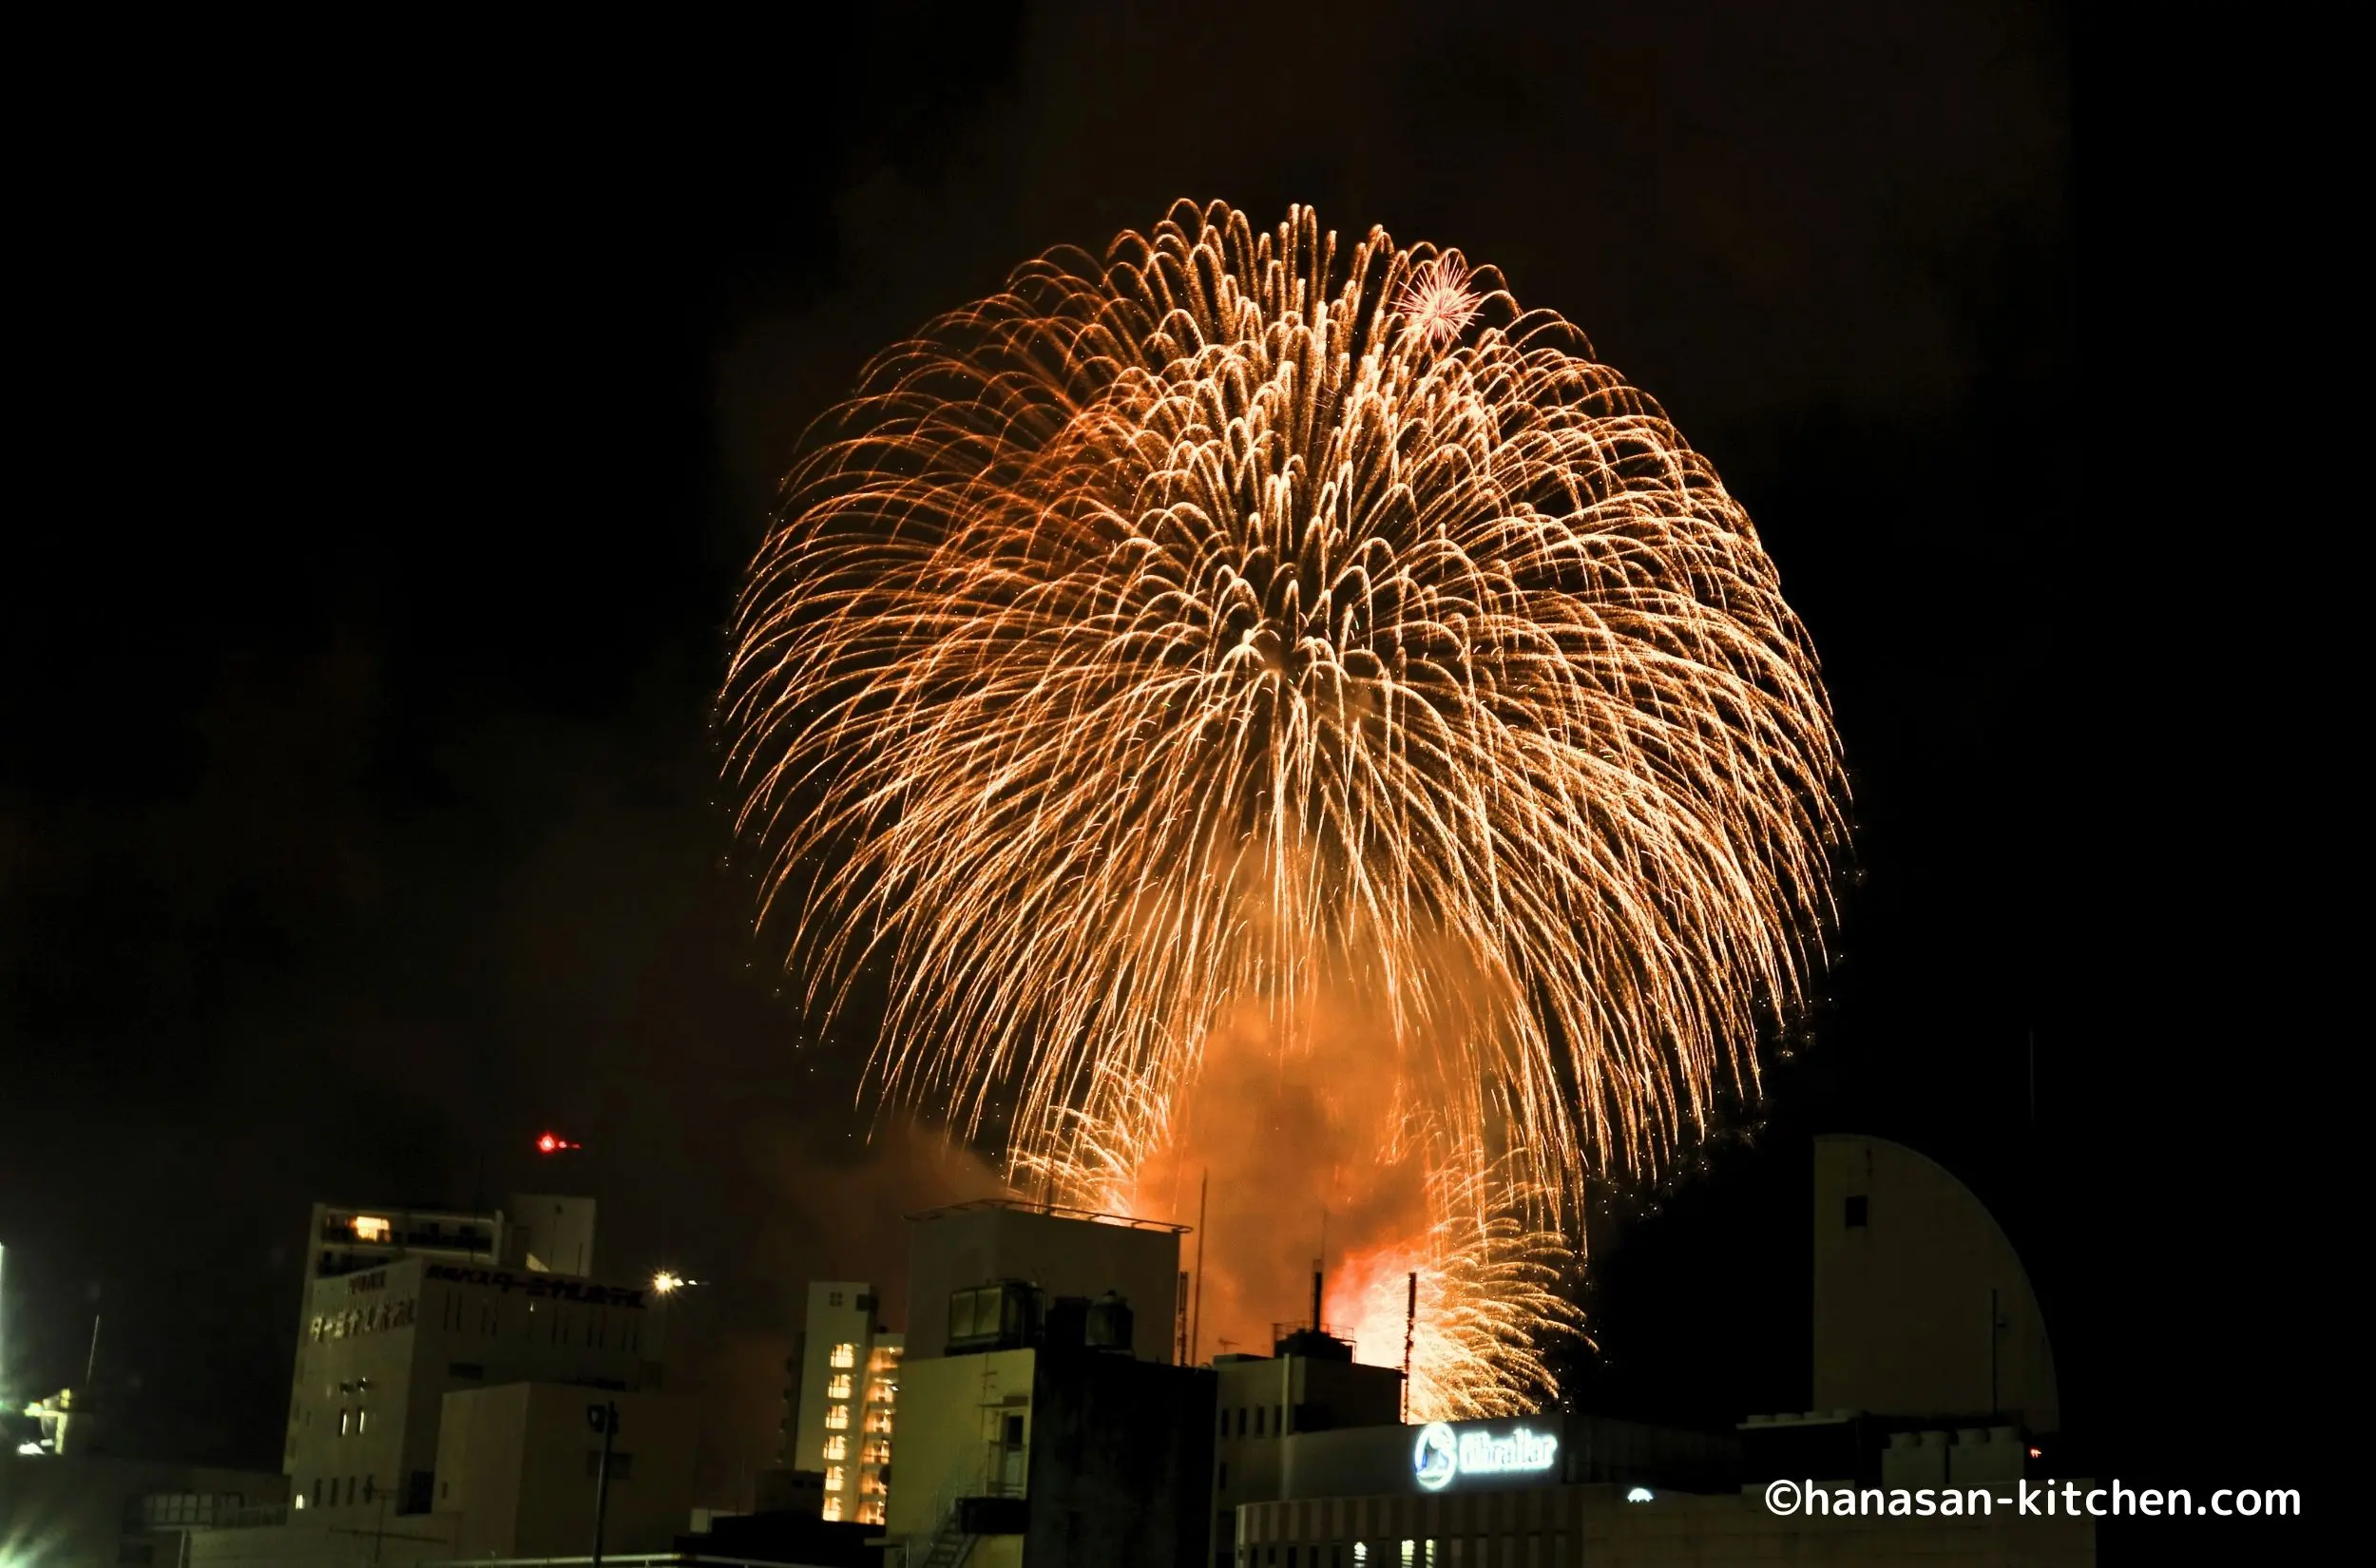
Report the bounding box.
[0,0,2328,1542]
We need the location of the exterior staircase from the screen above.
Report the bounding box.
[916,1520,977,1568]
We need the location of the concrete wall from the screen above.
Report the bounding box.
[1024,1352,1217,1568]
[288,1259,426,1515]
[501,1193,598,1275]
[1213,1353,1407,1563]
[1239,1482,2094,1566]
[431,1383,699,1558]
[887,1347,1039,1543]
[908,1207,1181,1362]
[286,1254,661,1527]
[1813,1135,2060,1433]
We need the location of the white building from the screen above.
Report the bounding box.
[284,1252,662,1523]
[785,1280,902,1524]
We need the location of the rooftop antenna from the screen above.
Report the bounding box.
[86,1311,102,1386]
[1402,1272,1417,1423]
[1313,1207,1329,1330]
[1189,1170,1208,1364]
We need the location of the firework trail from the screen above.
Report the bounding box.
[725,201,1845,1415]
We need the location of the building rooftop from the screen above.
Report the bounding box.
[904,1196,1190,1233]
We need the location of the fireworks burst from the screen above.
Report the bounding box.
[1395,253,1482,348]
[725,201,1845,1415]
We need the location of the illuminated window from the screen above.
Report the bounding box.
[824,1405,850,1430]
[351,1215,392,1242]
[829,1342,857,1369]
[821,1496,843,1521]
[827,1374,853,1400]
[824,1465,846,1491]
[868,1346,902,1371]
[864,1410,892,1434]
[869,1381,893,1404]
[822,1435,847,1462]
[857,1501,885,1525]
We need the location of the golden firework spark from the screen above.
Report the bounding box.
[725,201,1845,1415]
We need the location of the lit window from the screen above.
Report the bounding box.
[857,1501,885,1525]
[821,1496,844,1521]
[825,1465,845,1491]
[822,1435,847,1462]
[351,1215,392,1242]
[827,1374,853,1400]
[824,1405,850,1430]
[830,1342,856,1368]
[869,1380,894,1404]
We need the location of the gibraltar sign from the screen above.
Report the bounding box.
[1412,1421,1560,1491]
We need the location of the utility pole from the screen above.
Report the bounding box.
[588,1400,620,1565]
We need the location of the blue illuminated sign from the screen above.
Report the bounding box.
[1411,1421,1560,1490]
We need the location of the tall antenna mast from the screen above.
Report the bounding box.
[1189,1171,1209,1365]
[1402,1272,1418,1422]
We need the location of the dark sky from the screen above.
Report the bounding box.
[0,0,2328,1542]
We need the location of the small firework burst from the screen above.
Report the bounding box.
[1395,253,1482,347]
